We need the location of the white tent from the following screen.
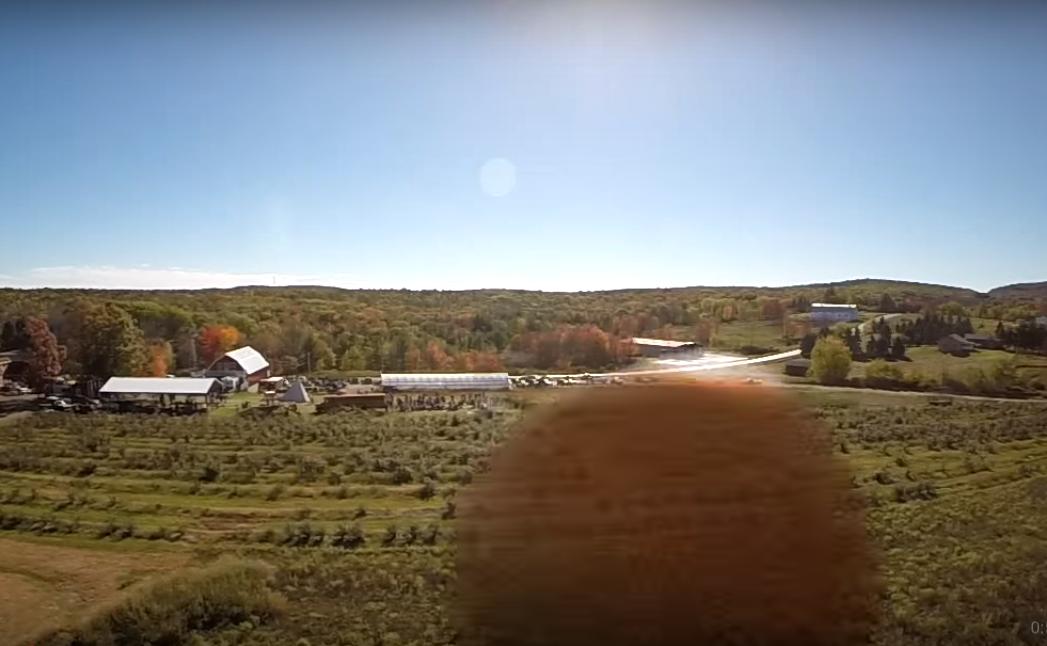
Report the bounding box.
[280,380,311,404]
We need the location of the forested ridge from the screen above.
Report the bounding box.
[0,279,1043,378]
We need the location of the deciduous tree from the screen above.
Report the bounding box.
[78,304,147,377]
[199,325,242,364]
[810,337,852,385]
[24,317,63,386]
[146,340,174,377]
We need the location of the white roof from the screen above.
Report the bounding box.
[218,346,269,374]
[811,303,858,309]
[630,337,697,348]
[99,377,219,396]
[381,372,511,391]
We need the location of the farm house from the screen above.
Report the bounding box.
[99,377,223,412]
[205,346,271,391]
[630,337,702,359]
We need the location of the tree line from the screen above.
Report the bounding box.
[0,282,1042,380]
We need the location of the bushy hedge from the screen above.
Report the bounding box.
[32,559,285,646]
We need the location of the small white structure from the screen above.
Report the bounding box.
[811,303,860,326]
[259,376,288,391]
[280,380,311,404]
[1036,316,1047,329]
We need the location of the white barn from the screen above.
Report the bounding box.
[205,346,271,390]
[810,303,860,326]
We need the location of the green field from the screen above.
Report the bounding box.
[848,345,1047,387]
[707,319,793,353]
[0,392,1046,644]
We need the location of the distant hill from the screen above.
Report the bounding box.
[988,281,1047,300]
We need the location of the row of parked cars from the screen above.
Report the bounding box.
[0,383,33,395]
[511,374,625,388]
[38,394,102,413]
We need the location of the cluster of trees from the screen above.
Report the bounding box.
[508,325,630,370]
[0,281,1042,379]
[800,321,906,363]
[998,320,1047,352]
[896,314,974,345]
[1,317,64,387]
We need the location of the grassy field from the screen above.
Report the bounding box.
[710,319,792,353]
[846,346,1047,387]
[0,391,1045,644]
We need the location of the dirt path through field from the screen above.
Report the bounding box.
[0,537,191,644]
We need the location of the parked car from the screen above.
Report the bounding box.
[51,399,73,411]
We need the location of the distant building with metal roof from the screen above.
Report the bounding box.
[206,346,271,389]
[811,303,860,326]
[380,373,512,391]
[938,334,975,356]
[99,377,222,397]
[630,337,702,358]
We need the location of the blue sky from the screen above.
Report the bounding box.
[0,1,1044,292]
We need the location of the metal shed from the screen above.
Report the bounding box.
[380,373,512,392]
[99,377,223,410]
[99,377,222,397]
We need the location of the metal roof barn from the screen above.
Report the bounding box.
[218,346,270,375]
[380,373,512,391]
[99,377,221,396]
[630,337,698,349]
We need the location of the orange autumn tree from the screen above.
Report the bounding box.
[199,325,243,365]
[455,350,504,372]
[146,341,174,377]
[422,340,453,371]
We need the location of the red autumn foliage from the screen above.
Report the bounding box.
[509,325,627,370]
[199,325,243,364]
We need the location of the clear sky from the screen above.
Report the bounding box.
[1,1,1044,292]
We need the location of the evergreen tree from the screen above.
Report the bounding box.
[800,333,818,358]
[891,336,907,360]
[865,337,878,359]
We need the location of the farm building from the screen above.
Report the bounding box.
[318,393,387,412]
[99,377,223,410]
[380,373,512,392]
[280,380,311,404]
[938,334,976,356]
[258,376,288,392]
[783,358,812,377]
[810,303,860,326]
[630,337,702,359]
[0,349,30,388]
[205,346,270,390]
[964,333,1004,350]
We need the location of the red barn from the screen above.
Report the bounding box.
[205,346,270,390]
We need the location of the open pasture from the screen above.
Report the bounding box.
[0,391,1044,645]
